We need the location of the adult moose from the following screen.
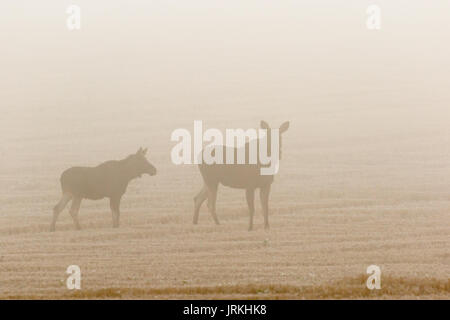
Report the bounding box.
[193,121,289,231]
[50,148,157,231]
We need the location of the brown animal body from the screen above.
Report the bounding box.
[193,121,289,231]
[50,148,157,231]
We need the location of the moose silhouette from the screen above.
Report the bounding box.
[50,148,157,231]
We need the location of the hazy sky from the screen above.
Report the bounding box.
[1,1,449,118]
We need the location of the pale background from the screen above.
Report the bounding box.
[0,1,449,298]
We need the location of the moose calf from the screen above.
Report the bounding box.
[50,148,157,231]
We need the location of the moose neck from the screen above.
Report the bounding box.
[257,130,280,175]
[118,157,143,182]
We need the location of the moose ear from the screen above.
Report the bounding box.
[279,121,290,133]
[142,148,148,155]
[136,147,143,155]
[260,120,270,130]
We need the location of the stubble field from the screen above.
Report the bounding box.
[0,101,449,299]
[1,0,449,300]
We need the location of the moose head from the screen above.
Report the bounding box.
[126,147,157,177]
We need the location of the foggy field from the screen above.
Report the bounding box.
[0,1,449,299]
[0,102,449,299]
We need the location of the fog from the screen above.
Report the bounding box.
[0,1,448,299]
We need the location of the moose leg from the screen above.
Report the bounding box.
[260,184,271,230]
[246,188,255,231]
[50,193,72,232]
[193,185,208,224]
[206,183,220,225]
[69,197,82,230]
[110,196,121,228]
